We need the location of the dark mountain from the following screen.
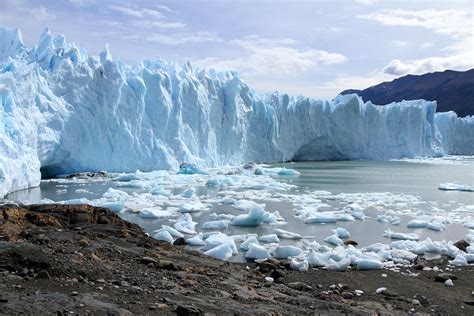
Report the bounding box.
[341,69,474,117]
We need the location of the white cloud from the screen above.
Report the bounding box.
[359,9,473,75]
[132,20,186,30]
[108,5,164,19]
[29,5,56,21]
[383,53,474,76]
[193,36,348,76]
[139,31,222,45]
[154,5,178,14]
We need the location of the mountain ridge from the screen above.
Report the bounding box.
[341,69,474,117]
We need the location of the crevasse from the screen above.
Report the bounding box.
[0,26,472,197]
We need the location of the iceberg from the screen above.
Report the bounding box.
[273,245,303,259]
[1,25,473,198]
[245,243,270,259]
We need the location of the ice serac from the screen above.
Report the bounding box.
[0,26,473,197]
[435,111,474,155]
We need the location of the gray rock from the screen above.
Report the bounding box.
[414,293,429,307]
[342,291,354,299]
[288,282,313,292]
[140,256,158,265]
[36,270,50,279]
[435,273,457,282]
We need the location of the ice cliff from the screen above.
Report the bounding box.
[0,26,473,197]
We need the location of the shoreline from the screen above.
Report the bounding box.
[1,204,473,315]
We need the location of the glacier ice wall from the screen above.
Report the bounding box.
[0,26,473,197]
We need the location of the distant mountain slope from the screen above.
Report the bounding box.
[341,69,474,117]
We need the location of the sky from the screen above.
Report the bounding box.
[0,0,473,99]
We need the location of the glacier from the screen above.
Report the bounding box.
[1,25,473,197]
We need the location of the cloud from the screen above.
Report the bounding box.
[132,20,186,30]
[133,31,222,45]
[359,9,473,75]
[29,5,56,21]
[193,35,348,76]
[107,5,165,19]
[383,53,474,76]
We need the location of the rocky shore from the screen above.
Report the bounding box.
[0,204,473,315]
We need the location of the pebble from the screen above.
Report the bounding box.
[71,291,78,296]
[288,282,313,292]
[140,256,158,265]
[342,291,355,299]
[414,293,429,307]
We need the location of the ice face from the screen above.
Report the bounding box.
[0,25,473,197]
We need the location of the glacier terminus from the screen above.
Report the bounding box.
[0,25,473,197]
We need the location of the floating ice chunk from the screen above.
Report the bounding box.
[103,188,129,200]
[234,200,262,211]
[262,211,284,224]
[158,225,184,238]
[177,163,209,175]
[186,233,206,246]
[449,254,468,267]
[179,201,208,213]
[149,186,171,196]
[221,197,236,205]
[275,229,302,240]
[307,249,331,267]
[383,229,419,241]
[356,259,383,270]
[427,221,445,231]
[304,212,337,224]
[202,233,238,255]
[204,243,233,260]
[464,222,474,229]
[467,230,474,242]
[245,243,270,259]
[274,245,303,259]
[445,279,454,287]
[278,168,300,176]
[115,180,146,189]
[174,213,197,234]
[391,249,417,262]
[259,234,280,243]
[377,215,401,225]
[325,257,351,272]
[439,182,474,192]
[112,173,140,182]
[139,208,173,219]
[154,231,174,244]
[407,219,428,228]
[202,220,229,230]
[337,214,355,222]
[181,188,196,198]
[364,243,390,252]
[240,236,259,251]
[324,234,344,246]
[333,227,350,239]
[290,258,308,271]
[209,212,235,220]
[352,209,366,220]
[97,201,124,213]
[231,205,267,226]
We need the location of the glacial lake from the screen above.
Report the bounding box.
[6,157,474,262]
